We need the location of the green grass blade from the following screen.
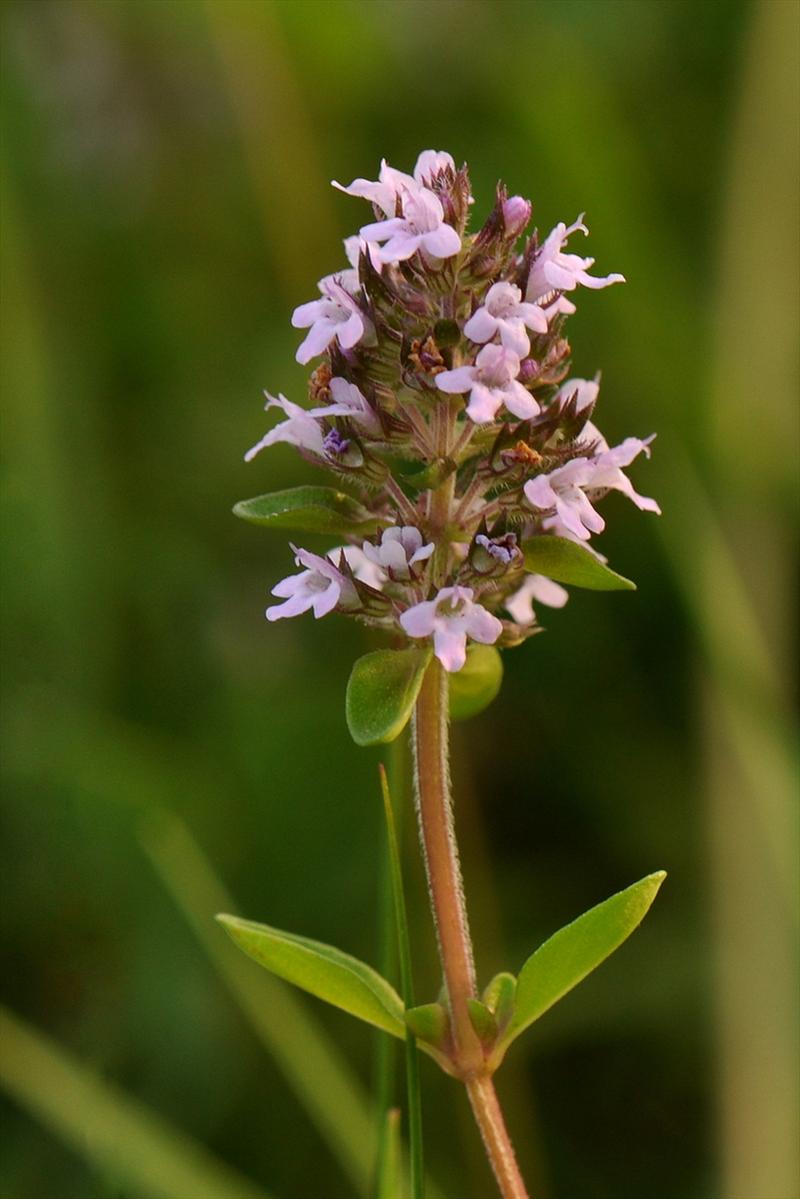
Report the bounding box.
[141,811,377,1196]
[0,1005,273,1199]
[380,765,424,1199]
[375,1108,404,1199]
[373,739,405,1194]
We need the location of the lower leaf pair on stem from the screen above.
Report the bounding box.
[218,656,665,1199]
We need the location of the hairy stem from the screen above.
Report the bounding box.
[466,1075,531,1199]
[412,658,530,1199]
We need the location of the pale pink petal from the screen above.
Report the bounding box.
[421,224,461,259]
[604,472,662,514]
[527,574,569,608]
[435,365,477,394]
[381,540,410,574]
[433,626,468,672]
[463,307,498,344]
[311,580,341,619]
[378,232,422,262]
[270,574,304,599]
[414,149,455,181]
[332,178,395,215]
[524,476,559,511]
[400,601,438,638]
[573,490,605,534]
[503,381,540,420]
[552,498,593,541]
[337,309,365,350]
[516,302,549,333]
[409,541,435,564]
[497,318,530,357]
[359,217,406,241]
[266,591,313,621]
[464,605,503,644]
[577,270,625,290]
[466,382,503,423]
[598,436,654,470]
[544,261,581,292]
[295,320,337,364]
[291,299,325,328]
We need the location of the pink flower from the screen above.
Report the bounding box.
[332,158,417,217]
[505,574,569,624]
[330,545,386,591]
[362,526,434,581]
[464,281,548,357]
[413,149,456,185]
[436,343,539,424]
[399,585,503,672]
[332,151,459,216]
[523,437,660,542]
[311,376,381,436]
[245,393,326,462]
[360,187,461,264]
[526,216,625,304]
[291,277,372,365]
[266,546,358,622]
[553,376,600,415]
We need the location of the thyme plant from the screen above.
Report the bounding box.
[220,150,665,1199]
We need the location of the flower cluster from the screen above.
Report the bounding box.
[246,150,659,672]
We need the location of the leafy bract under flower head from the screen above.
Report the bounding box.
[239,149,659,677]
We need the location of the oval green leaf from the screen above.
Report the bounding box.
[482,972,517,1027]
[498,871,666,1054]
[522,535,636,591]
[216,914,405,1039]
[404,1003,449,1049]
[449,645,503,721]
[233,486,383,536]
[346,648,431,747]
[467,999,498,1046]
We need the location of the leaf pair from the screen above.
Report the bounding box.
[345,644,504,747]
[233,490,635,592]
[218,871,666,1071]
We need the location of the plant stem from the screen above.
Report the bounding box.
[412,659,530,1199]
[466,1076,530,1199]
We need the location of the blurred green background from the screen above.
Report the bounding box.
[1,1,797,1197]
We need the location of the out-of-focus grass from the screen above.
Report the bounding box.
[0,1005,272,1199]
[1,1,797,1196]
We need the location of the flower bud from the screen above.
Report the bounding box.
[502,195,532,239]
[518,357,540,385]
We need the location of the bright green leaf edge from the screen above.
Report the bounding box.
[217,915,406,1040]
[449,645,503,721]
[499,871,666,1052]
[522,535,636,591]
[233,485,384,535]
[346,647,432,747]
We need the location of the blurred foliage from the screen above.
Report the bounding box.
[1,1,797,1197]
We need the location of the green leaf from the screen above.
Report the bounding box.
[522,535,636,591]
[346,648,431,747]
[404,1003,449,1049]
[467,1000,498,1046]
[448,645,503,721]
[233,485,383,536]
[217,915,406,1039]
[482,972,516,1028]
[499,871,666,1054]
